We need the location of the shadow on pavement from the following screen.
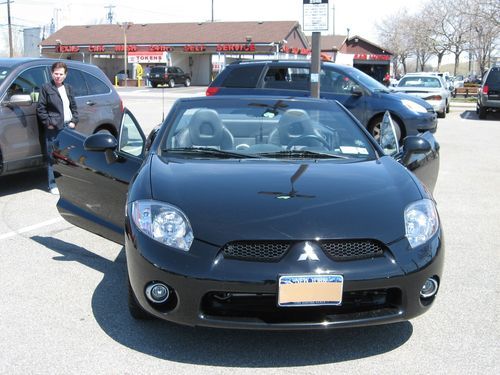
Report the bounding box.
[0,169,47,197]
[459,110,500,121]
[31,235,413,367]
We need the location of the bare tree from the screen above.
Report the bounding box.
[466,0,500,74]
[376,10,414,76]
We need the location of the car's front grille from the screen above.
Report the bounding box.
[221,239,386,262]
[320,239,385,261]
[201,288,402,324]
[222,241,290,262]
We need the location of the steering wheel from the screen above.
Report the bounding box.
[286,134,330,150]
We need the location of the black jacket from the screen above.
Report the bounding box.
[37,81,79,130]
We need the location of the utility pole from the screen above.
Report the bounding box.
[2,0,14,57]
[211,0,214,22]
[105,5,115,24]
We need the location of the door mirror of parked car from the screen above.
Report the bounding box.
[3,94,33,107]
[84,132,119,164]
[378,111,399,156]
[351,85,363,96]
[400,136,432,166]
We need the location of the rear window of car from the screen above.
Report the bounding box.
[151,67,166,74]
[485,68,500,84]
[220,65,263,88]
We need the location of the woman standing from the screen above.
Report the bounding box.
[36,62,78,194]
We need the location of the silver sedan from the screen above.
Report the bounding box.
[393,74,451,118]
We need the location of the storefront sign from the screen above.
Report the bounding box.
[128,51,168,63]
[115,45,138,52]
[184,45,206,52]
[354,54,391,61]
[216,44,256,52]
[89,45,105,52]
[56,45,80,53]
[281,46,311,55]
[150,45,173,52]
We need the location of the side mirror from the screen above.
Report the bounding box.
[351,85,363,96]
[84,132,118,164]
[400,136,431,166]
[3,94,33,107]
[378,111,400,156]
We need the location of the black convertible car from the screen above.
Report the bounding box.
[53,96,444,330]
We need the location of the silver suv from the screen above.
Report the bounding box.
[477,66,500,119]
[0,58,122,176]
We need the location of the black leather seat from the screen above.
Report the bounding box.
[268,109,324,148]
[176,109,234,150]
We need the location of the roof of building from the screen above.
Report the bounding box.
[40,21,308,47]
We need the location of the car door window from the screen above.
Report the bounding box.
[119,112,145,157]
[10,66,48,98]
[65,68,88,97]
[321,69,354,94]
[82,72,110,95]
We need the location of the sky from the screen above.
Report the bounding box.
[3,0,424,44]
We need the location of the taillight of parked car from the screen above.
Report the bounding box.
[206,87,220,96]
[482,85,489,95]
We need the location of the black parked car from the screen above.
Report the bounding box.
[207,60,438,142]
[149,66,191,88]
[53,96,443,330]
[477,66,500,119]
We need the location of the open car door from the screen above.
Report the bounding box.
[379,111,440,193]
[53,109,146,244]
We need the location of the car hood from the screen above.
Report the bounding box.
[149,156,423,245]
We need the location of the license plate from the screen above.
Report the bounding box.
[278,274,343,307]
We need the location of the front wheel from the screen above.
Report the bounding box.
[446,101,450,113]
[368,115,403,143]
[184,78,191,87]
[168,79,175,88]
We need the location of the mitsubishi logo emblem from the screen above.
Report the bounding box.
[297,242,319,261]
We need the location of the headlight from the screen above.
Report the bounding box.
[402,99,427,113]
[131,200,194,251]
[404,199,439,248]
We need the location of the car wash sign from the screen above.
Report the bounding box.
[303,0,329,32]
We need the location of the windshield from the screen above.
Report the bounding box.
[162,98,376,160]
[398,76,443,88]
[0,67,12,83]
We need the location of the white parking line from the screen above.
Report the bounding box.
[0,217,64,240]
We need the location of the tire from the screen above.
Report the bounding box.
[184,78,191,87]
[151,82,158,88]
[438,110,446,118]
[478,106,487,119]
[446,101,450,113]
[168,79,175,88]
[128,279,152,320]
[368,115,403,143]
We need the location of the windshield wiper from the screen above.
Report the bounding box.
[164,147,257,159]
[257,150,350,159]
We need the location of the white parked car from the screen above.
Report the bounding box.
[393,73,451,118]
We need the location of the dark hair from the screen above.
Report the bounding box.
[51,62,68,73]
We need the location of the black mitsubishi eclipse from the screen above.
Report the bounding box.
[53,96,444,330]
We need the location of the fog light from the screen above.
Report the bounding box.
[145,282,170,303]
[420,277,439,298]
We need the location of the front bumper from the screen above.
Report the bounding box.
[125,222,444,330]
[404,110,438,136]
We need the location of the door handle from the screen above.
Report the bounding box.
[86,100,96,106]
